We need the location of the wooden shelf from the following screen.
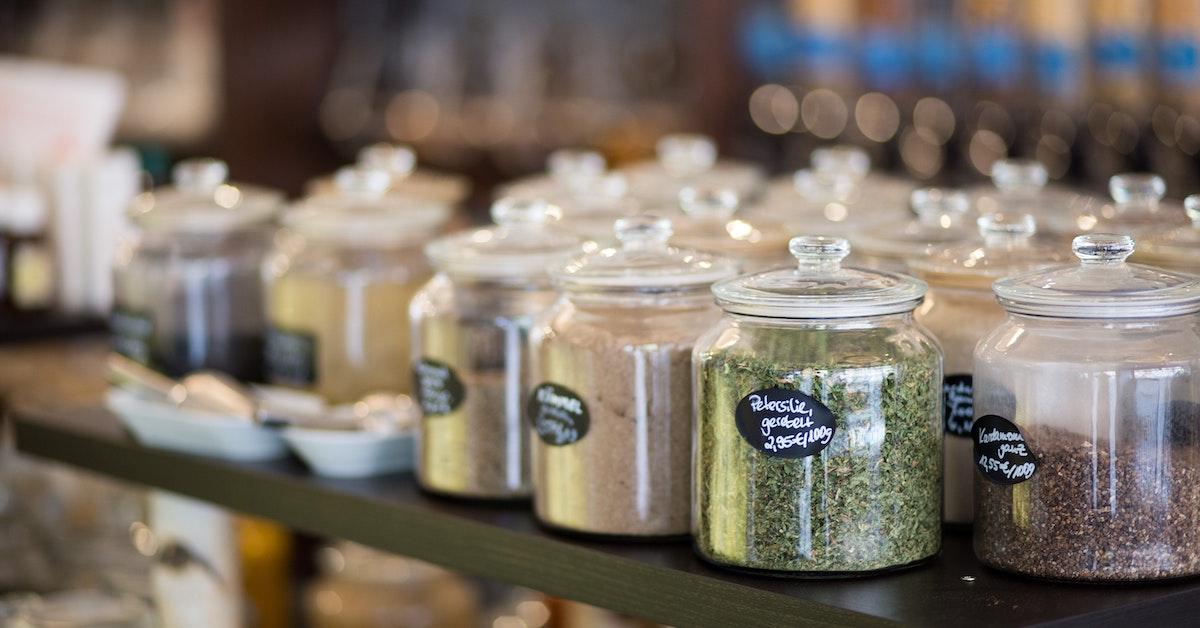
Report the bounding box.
[6,341,1200,627]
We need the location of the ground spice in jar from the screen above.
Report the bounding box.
[974,424,1200,581]
[531,300,718,537]
[695,328,942,573]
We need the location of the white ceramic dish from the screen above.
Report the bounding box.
[282,427,414,478]
[106,387,288,461]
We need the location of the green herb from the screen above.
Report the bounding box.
[695,324,942,573]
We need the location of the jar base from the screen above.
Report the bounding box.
[694,546,938,579]
[417,483,532,506]
[978,559,1200,585]
[535,517,691,543]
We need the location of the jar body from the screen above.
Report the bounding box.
[410,274,557,499]
[264,233,428,403]
[529,293,721,537]
[112,227,269,381]
[693,313,942,573]
[915,284,1006,525]
[973,313,1200,581]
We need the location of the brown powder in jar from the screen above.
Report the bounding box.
[531,301,716,537]
[975,424,1200,581]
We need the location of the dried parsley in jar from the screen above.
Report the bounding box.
[693,236,942,575]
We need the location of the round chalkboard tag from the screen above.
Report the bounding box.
[943,374,974,438]
[735,387,838,459]
[413,358,466,416]
[528,382,590,446]
[972,414,1038,485]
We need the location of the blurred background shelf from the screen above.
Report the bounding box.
[3,339,1200,628]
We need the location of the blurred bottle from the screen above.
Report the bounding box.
[1085,0,1154,184]
[854,0,916,169]
[901,0,963,181]
[1021,0,1089,182]
[1149,0,1200,195]
[958,0,1024,179]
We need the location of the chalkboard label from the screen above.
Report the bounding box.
[735,387,838,459]
[943,374,974,438]
[528,382,589,446]
[413,358,465,416]
[111,308,154,366]
[264,327,316,386]
[973,414,1038,485]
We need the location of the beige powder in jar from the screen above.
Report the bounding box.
[530,296,721,537]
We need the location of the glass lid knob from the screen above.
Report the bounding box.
[978,212,1036,239]
[614,215,673,249]
[491,197,559,226]
[911,187,970,222]
[656,133,717,177]
[679,186,739,219]
[334,166,391,197]
[548,149,606,183]
[790,235,850,271]
[991,159,1048,194]
[1072,233,1135,264]
[811,144,870,178]
[172,158,229,193]
[1187,195,1200,226]
[358,143,416,178]
[1109,173,1166,205]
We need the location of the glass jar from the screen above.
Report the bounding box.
[969,159,1098,243]
[693,237,943,575]
[1132,194,1200,272]
[529,216,738,537]
[1072,173,1189,236]
[760,144,913,231]
[974,234,1200,581]
[667,187,791,272]
[853,187,976,271]
[496,148,609,202]
[910,213,1067,526]
[307,143,470,207]
[618,134,765,210]
[112,158,282,381]
[263,167,450,403]
[411,198,585,499]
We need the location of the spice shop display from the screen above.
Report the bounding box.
[853,187,976,272]
[529,216,737,537]
[618,134,764,210]
[112,158,282,381]
[412,197,584,499]
[1132,194,1200,272]
[910,213,1066,525]
[693,236,942,574]
[974,234,1200,581]
[668,187,790,272]
[264,167,450,402]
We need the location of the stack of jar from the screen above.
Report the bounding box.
[111,142,1200,583]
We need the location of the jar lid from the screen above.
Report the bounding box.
[357,143,470,205]
[426,197,585,280]
[668,187,790,265]
[993,233,1200,318]
[1136,194,1200,267]
[619,134,764,207]
[1070,173,1189,234]
[909,212,1069,289]
[283,166,451,246]
[853,187,976,261]
[496,148,609,201]
[129,158,283,234]
[970,159,1093,236]
[763,145,913,221]
[552,215,738,291]
[712,236,927,318]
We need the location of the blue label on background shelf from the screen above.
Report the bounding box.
[735,387,837,459]
[973,414,1038,485]
[528,382,589,446]
[943,374,974,438]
